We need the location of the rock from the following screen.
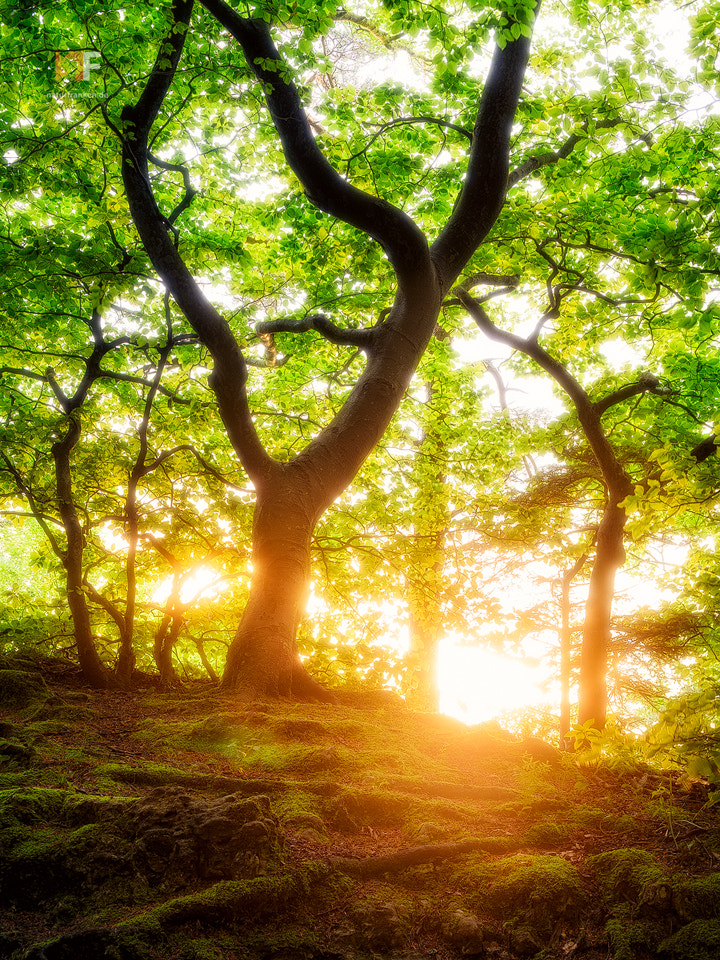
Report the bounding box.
[511,924,542,956]
[352,901,407,950]
[0,740,34,763]
[414,822,442,844]
[0,670,43,709]
[295,827,325,842]
[128,787,282,885]
[443,907,484,955]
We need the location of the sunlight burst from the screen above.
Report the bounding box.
[438,635,553,725]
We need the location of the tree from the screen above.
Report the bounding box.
[119,0,537,698]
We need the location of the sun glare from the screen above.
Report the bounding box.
[438,635,553,725]
[152,566,227,606]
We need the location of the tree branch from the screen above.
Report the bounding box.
[431,3,539,285]
[255,313,376,350]
[147,150,199,225]
[594,373,671,417]
[120,0,274,486]
[198,0,429,284]
[508,117,623,188]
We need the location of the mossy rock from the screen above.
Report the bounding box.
[604,905,666,960]
[673,873,720,921]
[573,805,637,834]
[2,820,135,909]
[587,847,668,904]
[0,738,34,765]
[659,919,720,959]
[488,854,587,937]
[0,669,44,708]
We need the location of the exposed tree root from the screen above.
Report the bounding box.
[328,837,497,878]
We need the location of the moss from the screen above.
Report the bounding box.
[604,905,663,960]
[239,927,323,959]
[572,806,636,834]
[3,819,135,909]
[274,787,323,822]
[327,788,417,831]
[0,668,44,708]
[487,854,587,936]
[587,848,667,904]
[659,919,720,959]
[0,785,69,828]
[523,820,571,847]
[673,873,720,921]
[118,874,299,932]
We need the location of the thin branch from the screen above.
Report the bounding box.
[147,150,199,225]
[508,117,623,188]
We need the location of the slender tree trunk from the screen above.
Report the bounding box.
[577,499,626,728]
[195,638,219,682]
[116,476,139,686]
[407,378,449,713]
[559,550,588,748]
[52,415,111,689]
[559,572,572,747]
[408,616,442,711]
[154,609,177,684]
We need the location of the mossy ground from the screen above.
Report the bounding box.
[1,656,719,959]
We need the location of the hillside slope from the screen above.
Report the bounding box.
[1,656,719,960]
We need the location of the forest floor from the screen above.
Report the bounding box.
[1,655,720,960]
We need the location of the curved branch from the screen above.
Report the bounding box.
[198,0,429,283]
[345,115,472,167]
[147,150,199,225]
[594,374,671,417]
[454,285,631,497]
[120,0,274,486]
[431,4,539,285]
[255,313,376,350]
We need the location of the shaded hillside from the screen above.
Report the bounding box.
[1,657,719,960]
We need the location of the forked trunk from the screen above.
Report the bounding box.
[577,500,627,729]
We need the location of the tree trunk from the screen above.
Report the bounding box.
[577,499,627,728]
[220,472,332,699]
[407,616,442,711]
[154,610,177,684]
[52,415,111,689]
[559,572,572,748]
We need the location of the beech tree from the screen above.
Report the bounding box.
[120,0,537,698]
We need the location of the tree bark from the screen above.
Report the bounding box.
[559,551,588,746]
[220,468,331,698]
[52,414,111,689]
